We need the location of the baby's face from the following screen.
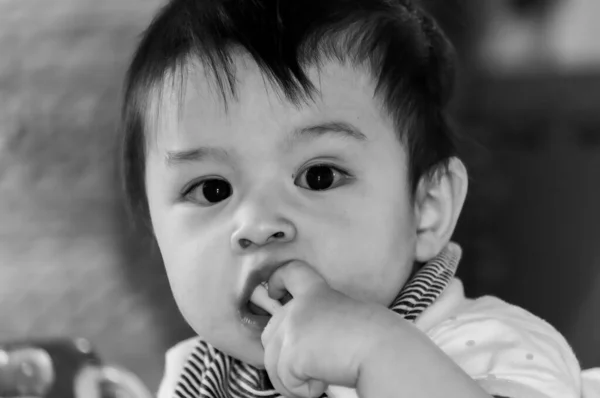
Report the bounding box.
[145,55,419,366]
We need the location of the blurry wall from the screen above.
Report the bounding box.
[0,0,192,391]
[475,0,600,72]
[454,74,600,368]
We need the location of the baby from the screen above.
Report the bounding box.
[119,0,599,397]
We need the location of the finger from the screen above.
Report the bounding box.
[268,261,328,300]
[282,374,327,398]
[261,309,286,348]
[278,346,327,398]
[309,380,328,398]
[250,284,284,316]
[263,334,297,398]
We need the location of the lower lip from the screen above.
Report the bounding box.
[239,305,271,333]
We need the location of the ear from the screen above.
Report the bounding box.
[414,157,468,262]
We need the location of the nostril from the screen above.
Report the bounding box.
[272,231,285,239]
[238,238,252,249]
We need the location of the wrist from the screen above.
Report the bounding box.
[356,309,410,383]
[356,315,408,397]
[356,312,491,398]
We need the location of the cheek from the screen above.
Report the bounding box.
[311,201,416,306]
[155,214,236,331]
[145,157,236,327]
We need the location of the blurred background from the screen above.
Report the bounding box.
[0,0,599,393]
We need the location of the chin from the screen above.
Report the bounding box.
[210,329,265,368]
[235,338,265,368]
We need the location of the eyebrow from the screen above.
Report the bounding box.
[290,121,367,144]
[165,146,229,167]
[165,121,366,167]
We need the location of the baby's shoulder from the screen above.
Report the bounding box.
[428,294,578,363]
[440,294,569,338]
[426,295,583,398]
[449,294,555,324]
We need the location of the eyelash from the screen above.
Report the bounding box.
[179,163,353,204]
[295,162,352,185]
[179,178,217,199]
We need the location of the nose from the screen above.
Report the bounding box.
[231,208,296,252]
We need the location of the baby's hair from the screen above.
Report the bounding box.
[121,0,459,226]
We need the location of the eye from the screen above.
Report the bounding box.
[295,164,351,191]
[183,178,232,205]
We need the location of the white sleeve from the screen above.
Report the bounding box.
[425,296,582,398]
[156,337,200,398]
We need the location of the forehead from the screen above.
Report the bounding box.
[147,54,392,151]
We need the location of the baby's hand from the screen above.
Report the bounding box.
[261,261,395,398]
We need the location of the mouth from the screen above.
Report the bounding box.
[238,261,295,332]
[247,301,270,316]
[247,288,294,315]
[240,289,294,332]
